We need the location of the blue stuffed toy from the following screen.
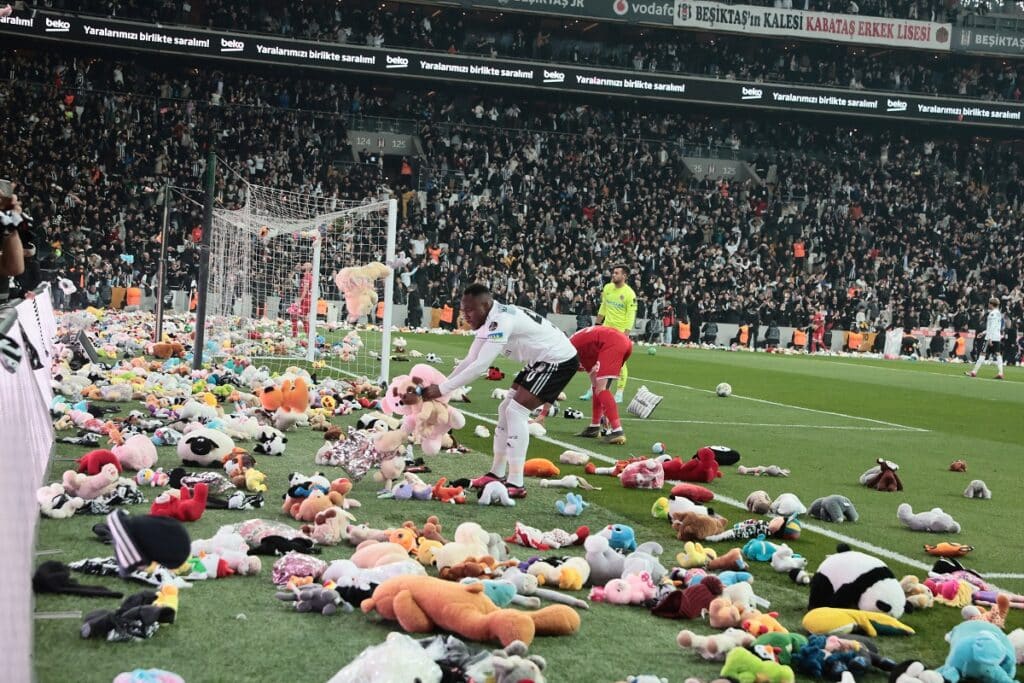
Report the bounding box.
[555,492,588,516]
[742,534,779,562]
[603,524,637,552]
[937,620,1016,683]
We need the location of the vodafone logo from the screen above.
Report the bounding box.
[386,55,409,69]
[220,38,244,52]
[612,0,629,15]
[45,18,71,32]
[741,87,763,100]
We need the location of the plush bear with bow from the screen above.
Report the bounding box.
[673,447,723,483]
[380,364,466,455]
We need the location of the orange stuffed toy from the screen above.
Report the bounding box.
[361,575,581,646]
[432,477,466,504]
[524,459,560,478]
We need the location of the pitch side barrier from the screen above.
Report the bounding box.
[3,10,1024,128]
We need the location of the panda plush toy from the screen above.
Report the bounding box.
[253,426,288,456]
[177,428,235,468]
[808,544,909,619]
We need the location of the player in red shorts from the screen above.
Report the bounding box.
[570,325,633,445]
[290,262,313,338]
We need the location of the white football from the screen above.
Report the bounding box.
[716,382,732,397]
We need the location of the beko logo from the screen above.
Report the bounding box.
[886,98,908,112]
[741,87,763,100]
[220,38,244,52]
[386,55,409,69]
[45,18,71,32]
[543,69,565,84]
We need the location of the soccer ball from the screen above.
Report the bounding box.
[647,346,657,355]
[425,352,441,364]
[715,382,732,397]
[652,442,667,455]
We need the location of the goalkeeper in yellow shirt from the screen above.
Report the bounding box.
[581,264,637,403]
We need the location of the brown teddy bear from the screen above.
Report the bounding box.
[151,341,185,359]
[400,515,448,545]
[289,490,345,522]
[361,575,581,646]
[671,511,730,542]
[438,555,515,582]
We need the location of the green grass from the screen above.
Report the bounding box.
[35,338,1024,682]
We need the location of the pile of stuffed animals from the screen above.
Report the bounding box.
[34,308,1024,683]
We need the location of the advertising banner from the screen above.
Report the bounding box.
[673,0,951,50]
[952,26,1024,56]
[456,0,676,25]
[2,11,1020,127]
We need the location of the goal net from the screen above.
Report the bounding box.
[205,185,397,384]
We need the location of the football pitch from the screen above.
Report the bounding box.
[35,337,1024,682]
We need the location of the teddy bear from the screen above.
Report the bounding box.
[361,575,581,646]
[462,640,548,683]
[150,341,185,359]
[584,534,626,587]
[432,477,466,504]
[671,447,723,483]
[670,511,730,542]
[860,458,903,492]
[276,583,351,616]
[300,507,356,546]
[745,490,773,514]
[177,428,236,468]
[62,463,120,500]
[809,495,859,523]
[526,557,591,591]
[75,449,123,476]
[619,459,665,489]
[253,426,288,456]
[380,364,467,455]
[555,492,588,516]
[334,261,391,322]
[720,646,795,683]
[769,493,806,517]
[37,483,84,519]
[677,628,755,661]
[150,483,209,522]
[936,620,1016,683]
[433,522,491,570]
[896,503,961,533]
[289,490,345,522]
[373,454,406,492]
[351,540,411,569]
[963,480,992,499]
[670,482,715,502]
[589,571,657,605]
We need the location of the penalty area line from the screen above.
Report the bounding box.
[632,375,929,433]
[458,407,1020,583]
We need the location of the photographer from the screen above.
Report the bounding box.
[0,180,26,304]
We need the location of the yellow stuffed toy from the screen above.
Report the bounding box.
[802,607,915,636]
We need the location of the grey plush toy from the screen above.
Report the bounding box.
[808,495,859,523]
[963,480,992,499]
[275,583,351,616]
[464,640,547,683]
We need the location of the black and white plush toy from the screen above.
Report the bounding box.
[808,544,909,618]
[253,426,287,456]
[705,445,741,467]
[177,428,235,467]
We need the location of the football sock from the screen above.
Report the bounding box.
[505,399,531,487]
[972,352,985,374]
[996,353,1004,375]
[491,396,511,478]
[616,363,629,393]
[597,389,622,430]
[590,391,603,426]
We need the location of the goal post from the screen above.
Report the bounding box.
[205,185,398,385]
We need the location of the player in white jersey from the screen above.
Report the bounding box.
[966,297,1005,379]
[424,283,578,498]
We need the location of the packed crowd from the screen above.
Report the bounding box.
[39,0,1024,101]
[1,49,1022,350]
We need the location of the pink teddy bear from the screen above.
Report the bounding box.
[380,364,466,455]
[589,571,656,605]
[619,459,665,489]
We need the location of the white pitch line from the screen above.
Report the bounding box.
[813,358,1019,385]
[473,412,913,432]
[633,376,930,433]
[458,407,1021,582]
